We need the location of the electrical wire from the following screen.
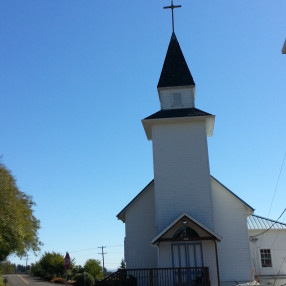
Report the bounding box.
[251,208,286,238]
[267,151,286,218]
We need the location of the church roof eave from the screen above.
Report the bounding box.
[116,179,154,222]
[142,110,215,140]
[210,176,255,213]
[117,176,254,224]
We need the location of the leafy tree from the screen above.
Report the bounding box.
[16,264,27,273]
[30,252,74,279]
[118,259,126,270]
[71,265,84,277]
[0,163,41,261]
[30,261,43,277]
[73,272,95,286]
[0,261,16,274]
[39,252,65,278]
[84,259,103,280]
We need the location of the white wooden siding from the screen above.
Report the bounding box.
[211,178,252,281]
[249,229,286,275]
[159,87,195,109]
[124,183,158,269]
[152,121,214,234]
[202,241,219,286]
[158,242,172,268]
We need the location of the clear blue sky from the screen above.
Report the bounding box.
[1,0,286,269]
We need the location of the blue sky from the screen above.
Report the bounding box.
[1,0,286,269]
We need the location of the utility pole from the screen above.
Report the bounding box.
[25,255,29,272]
[98,246,107,274]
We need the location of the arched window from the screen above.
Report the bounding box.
[173,226,200,239]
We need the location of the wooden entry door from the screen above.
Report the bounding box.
[171,243,204,268]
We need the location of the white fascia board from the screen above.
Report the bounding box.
[157,85,196,93]
[142,115,215,141]
[151,212,222,244]
[210,176,254,213]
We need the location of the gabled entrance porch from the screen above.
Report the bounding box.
[152,213,222,286]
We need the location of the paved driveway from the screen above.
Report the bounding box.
[5,274,54,286]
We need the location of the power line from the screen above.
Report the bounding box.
[69,245,123,254]
[271,211,286,247]
[253,151,286,248]
[69,247,99,254]
[251,208,286,239]
[267,151,286,218]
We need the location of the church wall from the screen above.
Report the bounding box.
[152,121,214,234]
[124,183,158,269]
[158,242,172,268]
[202,241,219,286]
[211,178,252,281]
[249,229,286,276]
[159,86,195,109]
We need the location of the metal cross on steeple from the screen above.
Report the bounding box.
[163,1,182,34]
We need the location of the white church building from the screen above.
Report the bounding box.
[114,31,286,286]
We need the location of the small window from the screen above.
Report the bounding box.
[173,226,199,239]
[260,249,272,267]
[172,93,182,107]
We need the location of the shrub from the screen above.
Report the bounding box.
[84,259,103,280]
[73,272,95,286]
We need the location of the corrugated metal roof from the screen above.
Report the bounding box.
[248,215,286,230]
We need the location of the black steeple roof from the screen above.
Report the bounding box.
[157,33,195,88]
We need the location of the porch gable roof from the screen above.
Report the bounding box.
[151,213,222,244]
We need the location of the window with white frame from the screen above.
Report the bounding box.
[172,93,182,107]
[260,249,272,267]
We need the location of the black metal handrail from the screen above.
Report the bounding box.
[97,267,210,286]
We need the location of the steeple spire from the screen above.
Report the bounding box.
[157,33,195,88]
[163,1,181,34]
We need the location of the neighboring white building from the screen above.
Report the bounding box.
[248,215,286,276]
[116,32,286,286]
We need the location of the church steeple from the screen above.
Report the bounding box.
[156,32,196,111]
[157,33,195,88]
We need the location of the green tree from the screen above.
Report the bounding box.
[30,261,43,277]
[118,259,126,270]
[40,252,65,278]
[71,265,84,277]
[0,163,41,261]
[84,259,103,280]
[73,272,95,286]
[31,252,75,279]
[0,261,16,274]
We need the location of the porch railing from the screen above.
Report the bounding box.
[97,267,210,286]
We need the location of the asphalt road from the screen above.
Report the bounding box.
[5,274,53,286]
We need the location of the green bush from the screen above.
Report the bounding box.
[84,259,103,280]
[73,272,95,286]
[30,262,44,277]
